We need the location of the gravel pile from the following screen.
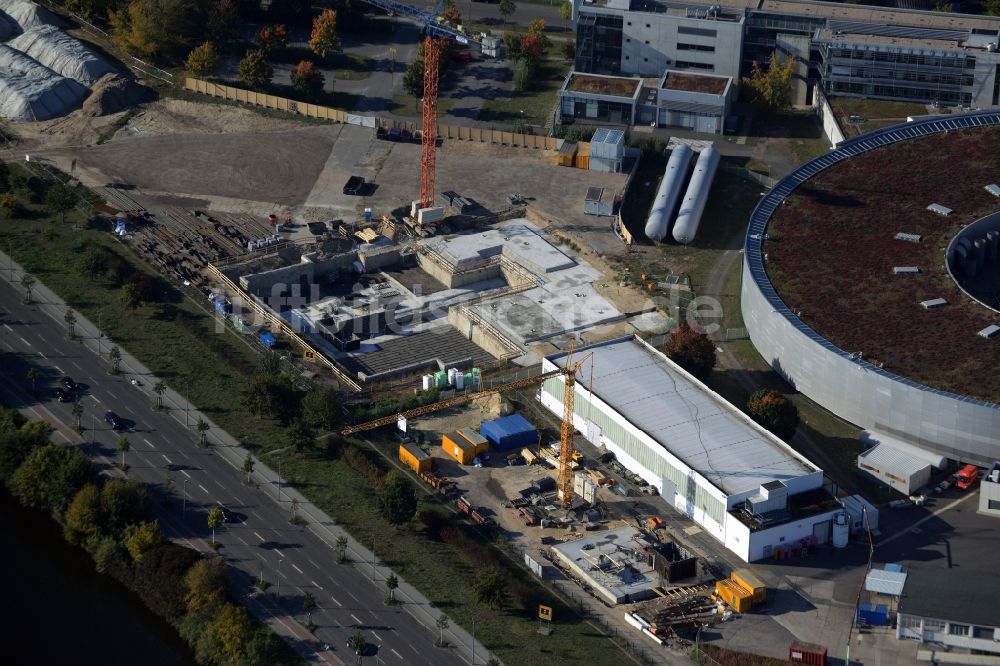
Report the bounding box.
[0,44,88,120]
[9,24,114,86]
[82,72,152,117]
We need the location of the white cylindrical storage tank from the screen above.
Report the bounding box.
[455,372,465,390]
[832,512,850,548]
[644,144,694,242]
[422,374,433,390]
[672,147,721,245]
[447,368,458,385]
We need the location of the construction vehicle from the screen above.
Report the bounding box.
[342,343,592,506]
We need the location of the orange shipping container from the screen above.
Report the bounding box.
[442,430,488,465]
[399,443,432,474]
[575,142,591,169]
[715,579,752,613]
[731,568,767,605]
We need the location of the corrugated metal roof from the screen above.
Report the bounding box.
[857,443,930,476]
[860,431,945,468]
[547,337,817,497]
[866,568,907,596]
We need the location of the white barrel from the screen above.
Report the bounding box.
[832,511,850,548]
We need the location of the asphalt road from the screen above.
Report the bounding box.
[0,276,468,666]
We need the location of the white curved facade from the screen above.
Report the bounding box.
[741,112,1000,466]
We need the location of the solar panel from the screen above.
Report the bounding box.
[591,128,609,144]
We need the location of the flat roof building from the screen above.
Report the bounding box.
[897,567,1000,653]
[541,335,843,561]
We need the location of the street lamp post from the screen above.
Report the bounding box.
[182,478,189,520]
[277,457,282,501]
[276,558,284,599]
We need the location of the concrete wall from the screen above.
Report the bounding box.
[617,11,744,79]
[742,258,1000,467]
[358,247,401,272]
[979,466,1000,517]
[813,88,844,147]
[725,508,841,562]
[240,252,355,295]
[898,616,1000,654]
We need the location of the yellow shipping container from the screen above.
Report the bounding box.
[442,431,488,465]
[731,568,767,606]
[715,579,753,613]
[575,142,591,169]
[399,443,432,474]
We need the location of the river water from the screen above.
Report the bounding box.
[0,490,196,665]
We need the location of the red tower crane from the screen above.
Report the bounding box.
[363,0,493,209]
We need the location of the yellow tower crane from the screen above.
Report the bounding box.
[341,343,592,506]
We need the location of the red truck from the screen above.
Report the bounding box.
[955,464,979,490]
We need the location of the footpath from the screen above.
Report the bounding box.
[0,250,496,666]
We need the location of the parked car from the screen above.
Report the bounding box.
[62,376,77,391]
[104,411,123,430]
[53,388,72,403]
[343,175,366,196]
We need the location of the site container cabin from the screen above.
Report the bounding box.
[399,443,432,474]
[715,579,752,613]
[441,430,488,465]
[789,640,827,666]
[731,568,767,605]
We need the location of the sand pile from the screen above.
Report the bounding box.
[81,72,153,117]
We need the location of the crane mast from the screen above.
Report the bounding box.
[420,37,440,209]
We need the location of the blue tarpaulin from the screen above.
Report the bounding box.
[259,332,275,348]
[480,414,536,452]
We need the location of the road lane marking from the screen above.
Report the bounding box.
[371,631,382,642]
[19,336,29,345]
[350,614,362,625]
[254,531,265,542]
[331,596,342,607]
[37,352,46,359]
[291,563,303,574]
[161,454,173,464]
[53,366,63,373]
[71,361,83,371]
[143,438,155,448]
[407,643,418,653]
[90,395,101,405]
[180,470,191,478]
[391,649,403,659]
[198,484,208,494]
[2,324,11,332]
[347,591,360,603]
[255,552,267,562]
[236,536,248,545]
[307,557,319,569]
[273,549,284,558]
[311,580,323,590]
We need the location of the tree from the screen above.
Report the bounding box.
[286,418,314,454]
[207,0,238,41]
[117,435,131,469]
[241,453,255,485]
[441,3,461,23]
[291,60,325,100]
[64,0,117,22]
[402,57,425,109]
[664,321,716,380]
[64,308,77,339]
[502,32,522,62]
[309,9,340,59]
[100,478,149,534]
[472,566,508,609]
[300,387,340,431]
[528,19,551,48]
[742,51,797,112]
[348,629,365,655]
[10,444,93,515]
[302,591,316,623]
[196,417,210,447]
[239,49,273,90]
[520,33,544,60]
[207,506,224,545]
[243,375,272,419]
[385,572,399,603]
[153,380,166,410]
[563,40,576,61]
[20,274,35,304]
[186,41,219,77]
[497,0,516,23]
[64,483,103,546]
[0,192,22,218]
[45,185,75,223]
[335,535,348,563]
[288,497,299,523]
[110,0,199,63]
[25,367,38,394]
[119,282,142,311]
[209,603,255,663]
[123,519,164,563]
[131,542,201,621]
[109,345,122,375]
[256,24,288,52]
[747,389,800,441]
[184,557,228,613]
[559,0,572,21]
[986,0,1000,16]
[72,399,84,431]
[378,470,418,526]
[435,613,450,647]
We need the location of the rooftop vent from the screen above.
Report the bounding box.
[978,324,1000,339]
[927,204,952,216]
[921,298,949,309]
[986,184,1000,197]
[895,232,922,243]
[893,266,920,274]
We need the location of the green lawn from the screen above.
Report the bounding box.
[828,96,928,137]
[389,93,455,119]
[479,41,572,129]
[328,52,375,81]
[0,167,640,666]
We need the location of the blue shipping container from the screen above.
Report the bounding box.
[480,414,536,452]
[857,603,889,626]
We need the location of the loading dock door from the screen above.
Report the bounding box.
[813,520,831,544]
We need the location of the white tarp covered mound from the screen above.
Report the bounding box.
[0,44,88,120]
[0,0,58,32]
[9,24,114,86]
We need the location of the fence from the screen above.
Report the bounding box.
[719,162,778,190]
[184,78,559,150]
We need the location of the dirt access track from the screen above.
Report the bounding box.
[22,98,630,250]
